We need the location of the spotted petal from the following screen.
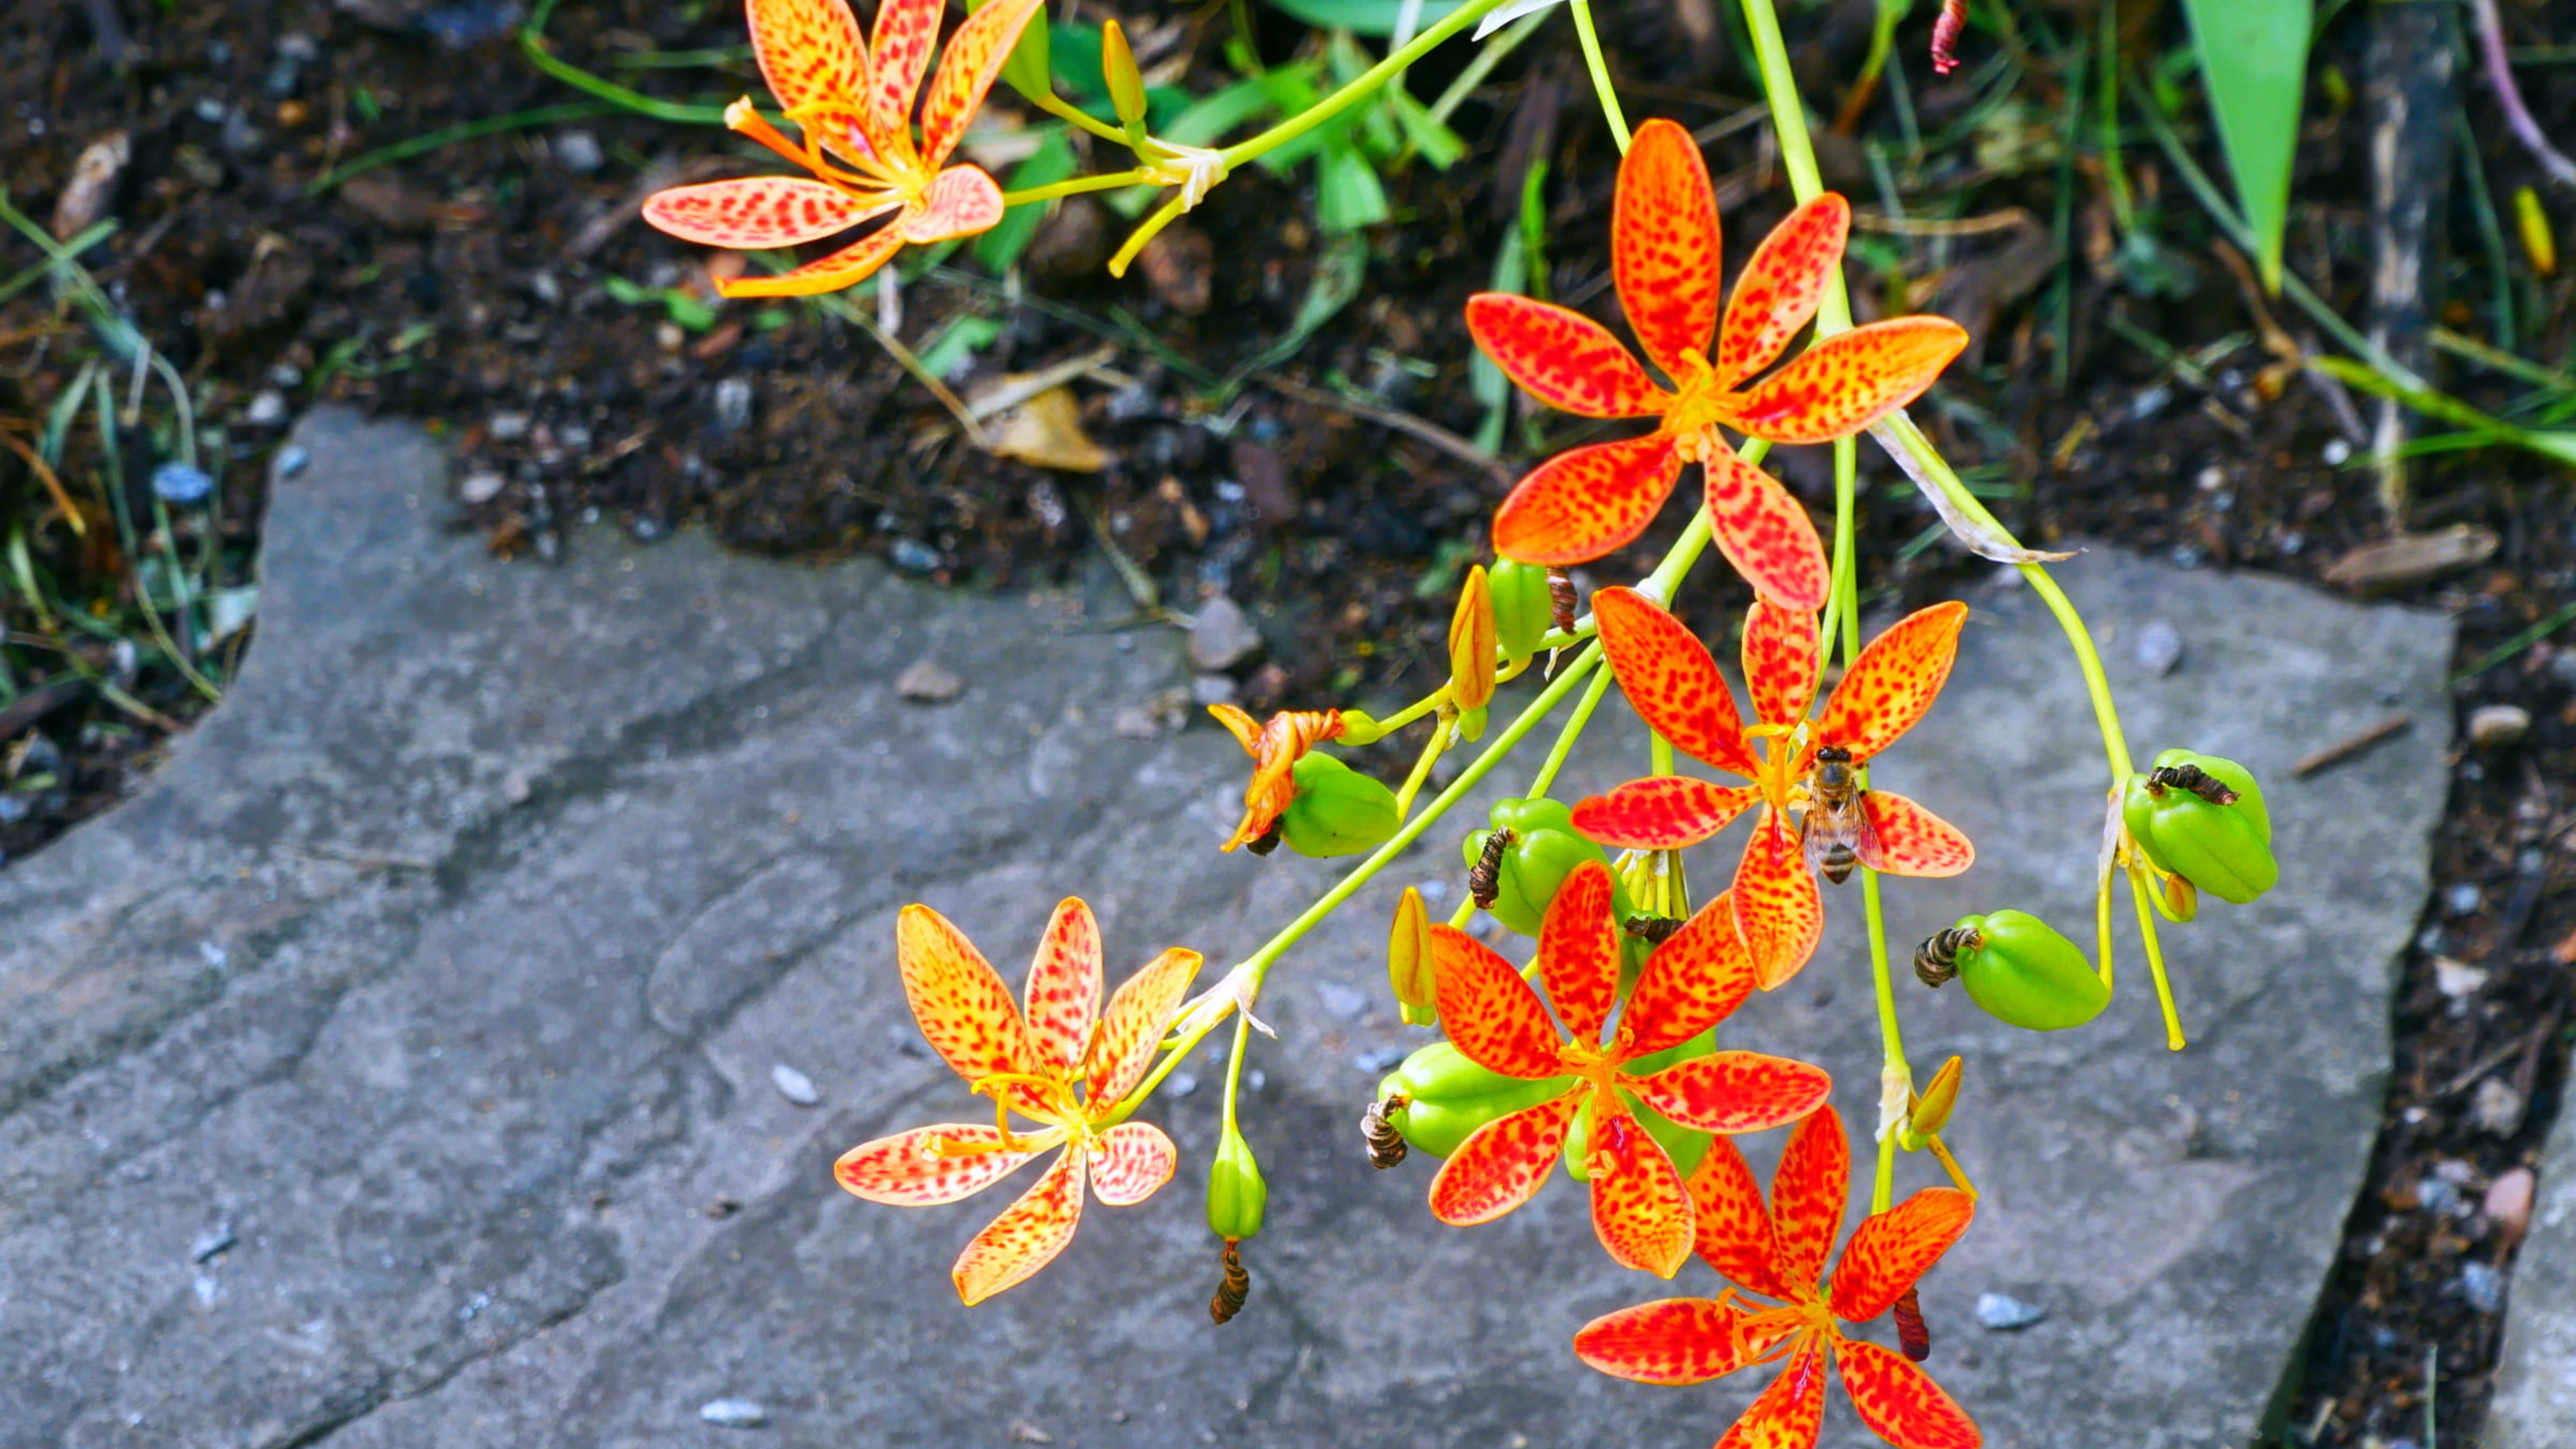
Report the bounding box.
[863,0,939,170]
[1085,947,1203,1107]
[1618,892,1759,1057]
[1429,925,1567,1079]
[1734,814,1824,990]
[1767,1105,1849,1300]
[919,0,1046,167]
[1732,317,1970,445]
[1627,1051,1832,1135]
[834,1121,1045,1205]
[746,0,872,164]
[1742,598,1822,734]
[1704,443,1829,612]
[1686,1134,1784,1299]
[951,1145,1084,1305]
[1572,775,1760,851]
[715,220,909,297]
[641,176,896,249]
[1611,118,1723,381]
[901,165,1007,243]
[1818,601,1967,763]
[1427,1090,1583,1225]
[1467,293,1667,419]
[1828,1187,1976,1323]
[1490,434,1684,568]
[1835,1339,1983,1449]
[1591,586,1761,778]
[1717,1340,1830,1449]
[1023,898,1102,1075]
[1574,1297,1769,1386]
[1538,859,1623,1044]
[895,904,1038,1089]
[1087,1120,1179,1207]
[1584,1104,1697,1277]
[1856,791,1974,877]
[1715,193,1850,385]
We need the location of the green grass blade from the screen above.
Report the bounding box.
[2178,0,2312,292]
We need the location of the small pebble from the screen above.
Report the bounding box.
[1162,1071,1198,1098]
[553,128,604,173]
[1355,1046,1408,1074]
[151,461,214,505]
[699,1399,769,1429]
[2321,438,2353,466]
[713,377,755,432]
[1244,1069,1265,1092]
[1190,673,1239,707]
[1188,594,1264,672]
[192,1273,222,1307]
[2414,1175,2464,1217]
[769,1064,820,1107]
[199,940,228,970]
[2445,884,2484,917]
[245,390,288,427]
[895,659,964,703]
[1316,982,1370,1022]
[188,1225,236,1263]
[488,412,531,442]
[2467,703,2530,750]
[2133,620,2184,677]
[2550,651,2576,687]
[2486,1167,2536,1240]
[0,796,28,825]
[1974,1291,2046,1330]
[275,445,310,479]
[2431,956,2488,999]
[2459,1261,2505,1315]
[459,470,507,506]
[2472,1077,2528,1137]
[889,539,942,574]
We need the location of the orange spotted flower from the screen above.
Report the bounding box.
[1209,705,1346,853]
[1573,1105,1980,1449]
[835,899,1200,1304]
[1466,117,1968,610]
[1425,859,1831,1276]
[1571,587,1972,989]
[640,0,1043,297]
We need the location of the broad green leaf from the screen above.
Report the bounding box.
[2178,0,2311,292]
[1314,141,1389,232]
[1262,0,1470,37]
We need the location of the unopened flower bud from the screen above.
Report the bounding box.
[1101,19,1149,133]
[1388,885,1438,1026]
[1336,708,1387,746]
[1909,1055,1962,1137]
[1448,565,1498,713]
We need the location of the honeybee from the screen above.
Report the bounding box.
[1621,914,1686,945]
[1893,1285,1930,1361]
[2145,762,2238,806]
[1912,926,1980,988]
[1209,1242,1251,1325]
[1361,1092,1410,1169]
[1467,827,1515,909]
[1798,745,1874,885]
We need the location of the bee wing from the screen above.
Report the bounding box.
[1797,802,1869,876]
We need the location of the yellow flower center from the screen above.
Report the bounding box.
[1661,355,1747,455]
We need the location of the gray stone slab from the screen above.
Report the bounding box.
[2487,1057,2576,1446]
[0,411,2450,1448]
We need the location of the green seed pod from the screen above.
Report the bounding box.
[1561,1028,1717,1183]
[2122,749,2277,905]
[1461,796,1632,937]
[1336,708,1387,747]
[1488,559,1556,663]
[1943,910,2110,1031]
[1277,753,1400,858]
[1454,703,1489,744]
[1377,1041,1573,1158]
[1205,1125,1267,1242]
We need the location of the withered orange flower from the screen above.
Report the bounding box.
[1209,705,1346,853]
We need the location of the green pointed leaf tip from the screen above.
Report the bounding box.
[2178,0,2313,292]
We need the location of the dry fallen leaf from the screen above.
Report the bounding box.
[988,387,1111,473]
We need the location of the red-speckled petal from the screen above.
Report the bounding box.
[1429,925,1568,1079]
[1467,293,1668,418]
[1715,194,1849,385]
[1538,859,1623,1044]
[1572,776,1761,852]
[1835,1339,1983,1449]
[1716,1340,1830,1449]
[863,0,938,169]
[894,904,1038,1088]
[1742,598,1822,731]
[1687,1134,1785,1298]
[918,0,1044,166]
[1734,814,1824,990]
[641,176,892,249]
[746,0,872,163]
[1022,898,1102,1076]
[950,1146,1084,1304]
[900,165,1006,243]
[1612,118,1723,380]
[1819,601,1967,763]
[1619,892,1759,1057]
[1085,947,1202,1107]
[834,1122,1045,1204]
[1573,1297,1770,1386]
[1704,444,1829,613]
[1591,586,1762,778]
[1732,317,1969,445]
[1428,1091,1583,1225]
[1856,791,1974,877]
[715,220,908,297]
[1626,1051,1832,1135]
[1584,1103,1697,1277]
[1767,1105,1849,1299]
[1491,434,1684,567]
[1087,1120,1179,1207]
[1829,1187,1976,1323]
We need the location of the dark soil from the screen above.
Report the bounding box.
[5,0,2575,1443]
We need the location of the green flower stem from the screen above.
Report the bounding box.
[1532,662,1617,799]
[520,5,730,125]
[1217,0,1515,170]
[1031,88,1135,146]
[1738,0,1853,337]
[1001,169,1152,207]
[1220,1007,1254,1134]
[1391,715,1451,819]
[2128,866,2187,1051]
[1569,0,1634,153]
